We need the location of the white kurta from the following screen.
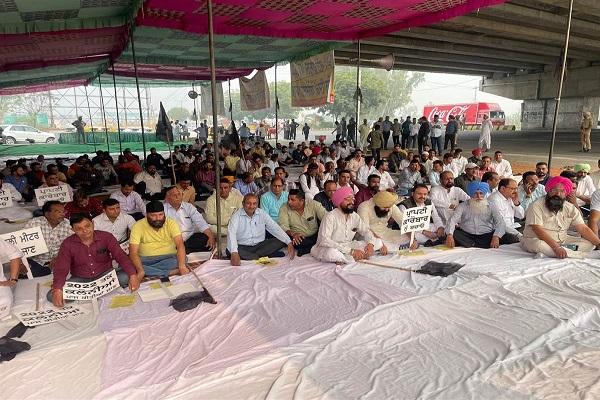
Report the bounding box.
[429,185,470,224]
[491,159,513,178]
[398,202,444,244]
[357,199,408,249]
[479,119,493,150]
[311,208,382,263]
[0,241,22,318]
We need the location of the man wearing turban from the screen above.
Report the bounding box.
[445,181,511,249]
[357,190,405,251]
[522,176,600,258]
[574,163,596,208]
[311,186,384,263]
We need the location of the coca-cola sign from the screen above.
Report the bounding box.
[425,105,472,123]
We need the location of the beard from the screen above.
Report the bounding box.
[374,205,389,218]
[340,204,355,214]
[469,199,489,215]
[148,218,166,228]
[444,182,454,189]
[545,195,565,213]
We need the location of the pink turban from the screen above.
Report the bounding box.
[332,186,354,208]
[545,176,574,196]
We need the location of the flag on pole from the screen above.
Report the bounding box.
[192,109,197,121]
[276,96,280,111]
[155,102,173,143]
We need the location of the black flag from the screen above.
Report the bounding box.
[155,102,173,143]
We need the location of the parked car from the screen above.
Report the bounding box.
[0,124,57,144]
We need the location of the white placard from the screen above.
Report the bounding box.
[400,205,432,235]
[138,282,196,303]
[15,305,85,327]
[0,189,13,208]
[35,185,71,206]
[0,226,48,257]
[63,269,119,301]
[119,240,129,254]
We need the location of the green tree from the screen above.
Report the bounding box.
[318,66,424,121]
[167,107,191,121]
[0,95,20,123]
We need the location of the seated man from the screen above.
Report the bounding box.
[454,162,480,192]
[428,160,443,187]
[575,163,596,208]
[430,171,470,224]
[48,213,140,307]
[279,189,327,256]
[227,194,294,265]
[445,181,514,249]
[234,172,259,196]
[163,186,215,254]
[255,166,272,196]
[24,201,73,276]
[259,177,288,223]
[373,159,396,192]
[518,171,546,211]
[522,176,600,258]
[481,171,500,194]
[176,173,196,203]
[205,179,243,236]
[314,180,337,211]
[129,201,190,277]
[491,151,513,178]
[40,171,74,199]
[93,198,135,243]
[134,164,164,200]
[398,183,445,246]
[489,178,525,239]
[354,174,380,209]
[311,186,383,263]
[64,190,103,219]
[357,191,403,251]
[0,240,23,318]
[110,181,146,220]
[0,174,21,202]
[397,159,422,196]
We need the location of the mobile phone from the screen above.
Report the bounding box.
[564,244,579,251]
[160,276,171,283]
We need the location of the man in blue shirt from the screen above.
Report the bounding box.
[227,194,294,265]
[260,177,288,223]
[233,172,258,196]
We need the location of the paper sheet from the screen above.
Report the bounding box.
[109,295,136,309]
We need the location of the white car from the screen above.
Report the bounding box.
[0,124,57,144]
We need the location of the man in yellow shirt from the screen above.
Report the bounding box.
[205,180,242,235]
[176,174,196,204]
[129,201,190,277]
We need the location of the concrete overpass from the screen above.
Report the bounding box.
[334,0,600,130]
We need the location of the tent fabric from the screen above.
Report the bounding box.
[0,60,107,90]
[0,79,93,96]
[110,62,255,82]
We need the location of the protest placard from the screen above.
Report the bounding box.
[291,51,335,107]
[63,269,120,301]
[399,205,432,235]
[35,185,71,206]
[15,305,86,327]
[0,189,13,208]
[0,226,48,257]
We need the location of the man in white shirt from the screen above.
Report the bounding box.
[93,198,135,243]
[442,152,460,178]
[452,148,468,175]
[358,190,405,251]
[163,186,215,254]
[356,156,376,186]
[0,174,21,201]
[488,178,525,241]
[373,159,396,191]
[575,163,596,207]
[0,240,23,318]
[430,171,470,224]
[134,164,164,200]
[110,181,146,220]
[39,171,74,200]
[398,183,445,246]
[491,151,513,178]
[311,186,384,263]
[430,114,444,155]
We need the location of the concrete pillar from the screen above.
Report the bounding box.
[522,97,600,130]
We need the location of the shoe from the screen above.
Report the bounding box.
[423,240,435,247]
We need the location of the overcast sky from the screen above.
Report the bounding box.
[150,64,523,121]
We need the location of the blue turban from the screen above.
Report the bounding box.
[466,181,490,197]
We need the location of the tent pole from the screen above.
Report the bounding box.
[355,40,361,148]
[228,79,233,124]
[97,74,111,154]
[84,85,97,152]
[130,25,147,161]
[275,65,278,146]
[193,82,199,129]
[74,88,79,119]
[547,0,574,170]
[111,63,123,154]
[207,0,222,258]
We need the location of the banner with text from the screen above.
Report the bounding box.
[35,185,71,206]
[400,205,432,235]
[63,269,120,301]
[0,189,13,209]
[291,51,335,107]
[0,226,48,257]
[15,306,86,327]
[201,82,225,116]
[240,70,271,111]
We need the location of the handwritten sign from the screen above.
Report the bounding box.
[119,240,129,254]
[35,185,71,206]
[0,189,13,208]
[400,205,432,235]
[0,226,48,257]
[15,305,85,327]
[63,269,119,301]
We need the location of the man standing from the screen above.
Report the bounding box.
[347,117,357,147]
[369,124,384,161]
[164,186,216,254]
[358,118,370,150]
[397,159,422,196]
[260,177,289,223]
[401,116,411,149]
[373,159,396,192]
[381,116,392,150]
[444,115,459,151]
[391,118,401,147]
[479,114,493,152]
[409,117,419,149]
[417,116,430,154]
[303,123,310,141]
[290,119,299,140]
[445,181,513,249]
[279,189,327,256]
[430,114,444,155]
[454,162,480,192]
[491,151,513,178]
[134,164,164,200]
[581,111,593,152]
[489,178,525,241]
[314,180,337,211]
[93,198,136,243]
[129,201,190,277]
[227,194,294,264]
[522,176,600,258]
[398,184,445,246]
[72,116,86,144]
[110,181,146,220]
[311,186,384,263]
[430,171,470,224]
[49,214,140,307]
[355,174,380,209]
[357,191,404,251]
